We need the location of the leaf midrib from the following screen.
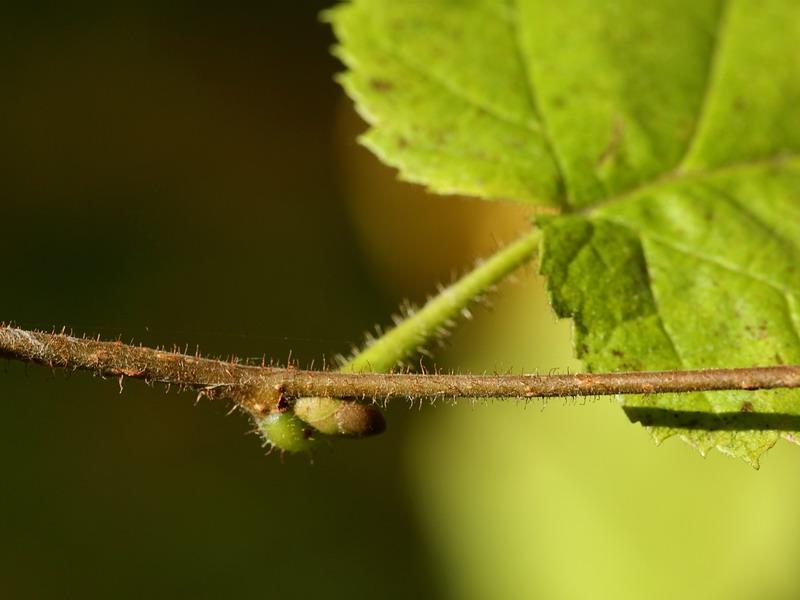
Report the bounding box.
[508,0,569,211]
[543,0,731,215]
[576,152,799,218]
[674,0,731,172]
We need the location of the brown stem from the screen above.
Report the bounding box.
[2,325,800,407]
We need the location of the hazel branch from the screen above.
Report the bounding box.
[3,325,800,405]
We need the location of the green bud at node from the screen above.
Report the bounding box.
[257,412,318,453]
[293,396,386,437]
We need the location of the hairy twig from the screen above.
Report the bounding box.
[3,325,800,407]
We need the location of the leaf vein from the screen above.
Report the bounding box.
[702,183,800,265]
[372,37,542,137]
[633,227,791,295]
[583,152,799,217]
[507,0,569,210]
[645,233,800,356]
[373,131,549,171]
[677,0,731,172]
[592,213,800,373]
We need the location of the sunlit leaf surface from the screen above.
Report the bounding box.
[330,0,800,466]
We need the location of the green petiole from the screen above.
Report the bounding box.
[259,227,543,450]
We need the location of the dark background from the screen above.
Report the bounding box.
[1,2,442,597]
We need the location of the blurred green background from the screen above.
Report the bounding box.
[2,2,800,599]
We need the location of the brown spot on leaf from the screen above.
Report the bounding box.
[740,401,754,413]
[369,78,394,92]
[596,116,623,169]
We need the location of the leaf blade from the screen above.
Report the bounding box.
[329,0,565,203]
[330,0,800,464]
[540,159,800,466]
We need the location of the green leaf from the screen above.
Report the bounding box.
[329,0,800,465]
